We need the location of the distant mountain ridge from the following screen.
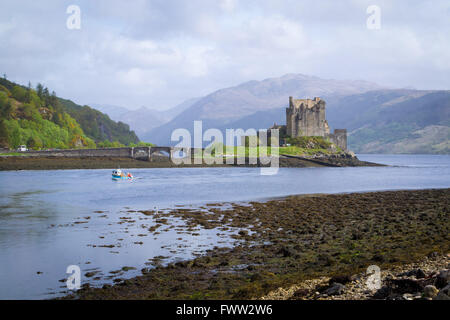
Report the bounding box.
[327,89,450,153]
[93,97,200,138]
[138,73,449,154]
[141,73,385,145]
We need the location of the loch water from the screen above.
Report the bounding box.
[0,154,449,299]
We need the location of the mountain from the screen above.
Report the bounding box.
[92,97,200,139]
[326,89,450,153]
[58,98,139,146]
[216,89,450,154]
[0,77,139,148]
[142,73,449,154]
[142,74,384,145]
[92,104,129,120]
[0,78,95,149]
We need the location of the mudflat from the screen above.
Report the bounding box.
[63,188,450,300]
[0,154,380,170]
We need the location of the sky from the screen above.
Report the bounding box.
[0,0,449,110]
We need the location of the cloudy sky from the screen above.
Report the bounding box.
[1,0,449,110]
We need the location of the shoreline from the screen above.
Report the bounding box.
[0,154,382,171]
[261,252,450,300]
[62,188,450,300]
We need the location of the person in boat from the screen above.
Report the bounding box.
[127,173,132,178]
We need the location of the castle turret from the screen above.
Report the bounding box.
[286,97,330,137]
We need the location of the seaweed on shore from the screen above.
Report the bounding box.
[63,188,450,300]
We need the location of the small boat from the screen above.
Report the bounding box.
[112,169,133,180]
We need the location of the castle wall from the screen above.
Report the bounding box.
[327,129,347,151]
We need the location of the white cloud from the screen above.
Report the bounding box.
[0,0,449,109]
[220,0,236,12]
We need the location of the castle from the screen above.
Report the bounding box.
[285,96,347,150]
[241,96,348,151]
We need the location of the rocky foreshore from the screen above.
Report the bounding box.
[261,252,450,300]
[280,151,381,167]
[62,188,449,300]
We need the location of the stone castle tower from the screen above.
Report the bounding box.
[285,96,347,150]
[286,97,330,137]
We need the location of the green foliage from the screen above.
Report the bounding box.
[0,92,13,119]
[348,122,418,152]
[97,140,125,148]
[0,78,144,149]
[58,98,140,145]
[0,78,97,149]
[286,136,332,149]
[128,141,155,147]
[27,135,43,150]
[278,145,336,156]
[204,142,224,156]
[0,77,141,149]
[11,86,28,102]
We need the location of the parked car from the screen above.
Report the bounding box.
[17,145,28,152]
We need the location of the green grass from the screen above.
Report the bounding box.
[200,136,342,159]
[201,145,340,159]
[0,152,24,156]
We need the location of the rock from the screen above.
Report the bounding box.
[423,285,439,298]
[372,286,392,299]
[219,260,229,267]
[174,261,188,268]
[372,254,385,262]
[323,283,345,296]
[435,269,450,289]
[278,246,295,257]
[327,144,337,153]
[121,266,136,271]
[415,269,426,279]
[434,292,450,300]
[292,288,311,299]
[433,284,450,300]
[329,275,354,285]
[387,278,424,294]
[398,268,426,279]
[402,293,415,300]
[238,230,248,236]
[84,271,98,278]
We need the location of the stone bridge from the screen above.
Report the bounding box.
[18,146,205,162]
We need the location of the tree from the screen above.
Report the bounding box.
[22,103,34,119]
[0,120,9,148]
[49,91,58,108]
[26,81,32,102]
[36,83,44,98]
[27,136,43,150]
[42,87,50,106]
[0,93,13,119]
[10,126,22,148]
[11,86,28,102]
